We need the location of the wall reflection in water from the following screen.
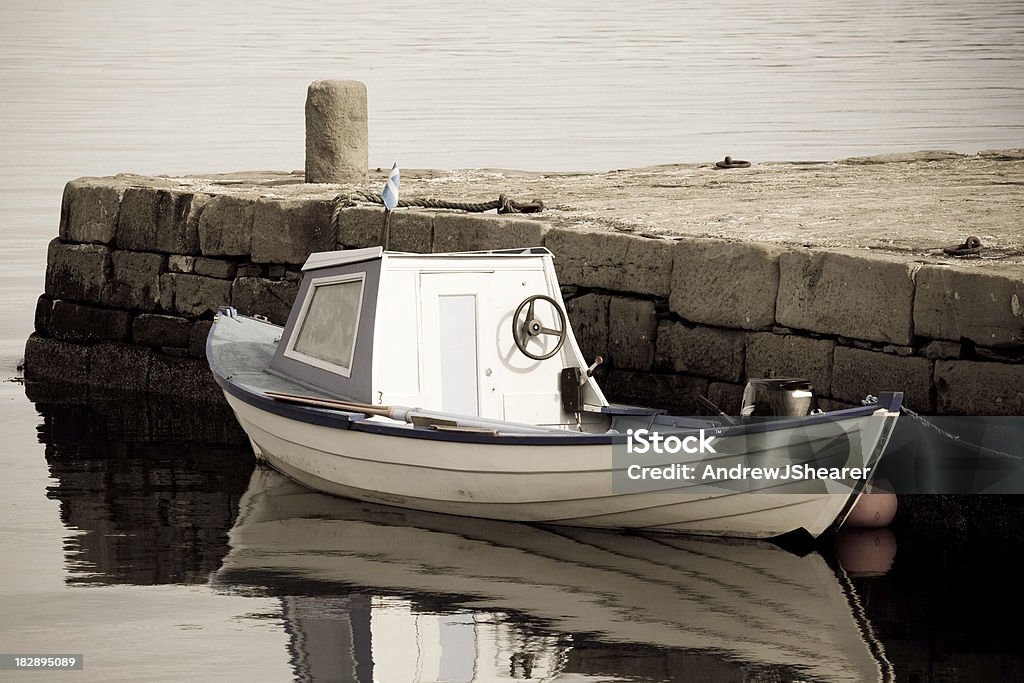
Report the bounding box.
[30,384,1024,682]
[30,383,252,585]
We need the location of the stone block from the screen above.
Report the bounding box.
[168,255,196,273]
[23,334,90,385]
[149,353,223,403]
[603,370,709,415]
[158,273,232,319]
[777,250,916,344]
[49,301,132,343]
[545,229,673,297]
[267,265,287,279]
[232,277,299,326]
[337,206,434,253]
[194,257,238,279]
[935,360,1024,416]
[189,320,213,358]
[58,179,124,244]
[607,297,657,371]
[745,332,835,395]
[89,342,152,392]
[198,194,256,257]
[305,80,368,184]
[44,239,112,304]
[34,295,54,336]
[914,265,1024,348]
[919,340,962,360]
[670,238,786,330]
[251,198,335,264]
[565,293,610,364]
[117,188,207,254]
[133,314,192,348]
[707,381,745,415]
[432,213,547,253]
[831,346,933,412]
[103,250,166,311]
[654,322,745,382]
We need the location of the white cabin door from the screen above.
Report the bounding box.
[419,274,482,417]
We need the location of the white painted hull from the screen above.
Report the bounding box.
[224,392,896,539]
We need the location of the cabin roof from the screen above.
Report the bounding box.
[301,246,553,272]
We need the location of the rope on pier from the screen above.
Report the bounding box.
[332,191,545,235]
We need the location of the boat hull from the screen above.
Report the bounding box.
[223,390,897,539]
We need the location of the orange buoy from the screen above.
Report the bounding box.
[835,527,897,577]
[844,482,897,528]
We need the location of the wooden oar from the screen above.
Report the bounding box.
[265,390,394,418]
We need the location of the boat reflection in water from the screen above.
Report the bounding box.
[212,467,892,682]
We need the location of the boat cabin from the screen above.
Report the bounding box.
[270,247,609,427]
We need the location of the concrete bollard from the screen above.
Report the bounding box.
[305,80,368,184]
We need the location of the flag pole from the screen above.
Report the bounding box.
[380,162,400,250]
[379,208,392,249]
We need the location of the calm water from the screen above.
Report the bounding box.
[2,2,1024,681]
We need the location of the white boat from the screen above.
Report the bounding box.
[207,246,901,540]
[212,467,893,682]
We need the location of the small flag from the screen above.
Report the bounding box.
[381,163,400,210]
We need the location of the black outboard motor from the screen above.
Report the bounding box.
[740,378,819,417]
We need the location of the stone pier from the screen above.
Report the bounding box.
[24,150,1024,416]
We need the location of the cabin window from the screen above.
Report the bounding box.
[285,273,365,376]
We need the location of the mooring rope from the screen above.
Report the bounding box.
[332,191,545,237]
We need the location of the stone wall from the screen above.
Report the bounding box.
[25,175,1024,415]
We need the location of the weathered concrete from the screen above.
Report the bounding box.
[45,239,111,303]
[59,179,124,245]
[168,255,196,274]
[26,152,1024,417]
[545,228,673,297]
[914,265,1024,348]
[104,250,165,311]
[707,381,745,415]
[34,295,53,337]
[305,80,368,184]
[745,332,835,395]
[777,250,917,345]
[48,301,131,344]
[149,353,222,403]
[433,213,547,253]
[117,188,207,255]
[24,335,91,385]
[564,293,610,365]
[831,346,933,412]
[935,361,1024,416]
[654,322,745,383]
[89,342,151,393]
[251,198,335,264]
[188,320,213,359]
[603,370,708,415]
[231,277,299,326]
[198,194,256,257]
[132,314,192,348]
[158,273,232,319]
[194,257,238,280]
[337,206,434,252]
[670,239,785,330]
[607,297,657,371]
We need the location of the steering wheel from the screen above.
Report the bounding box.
[512,294,567,361]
